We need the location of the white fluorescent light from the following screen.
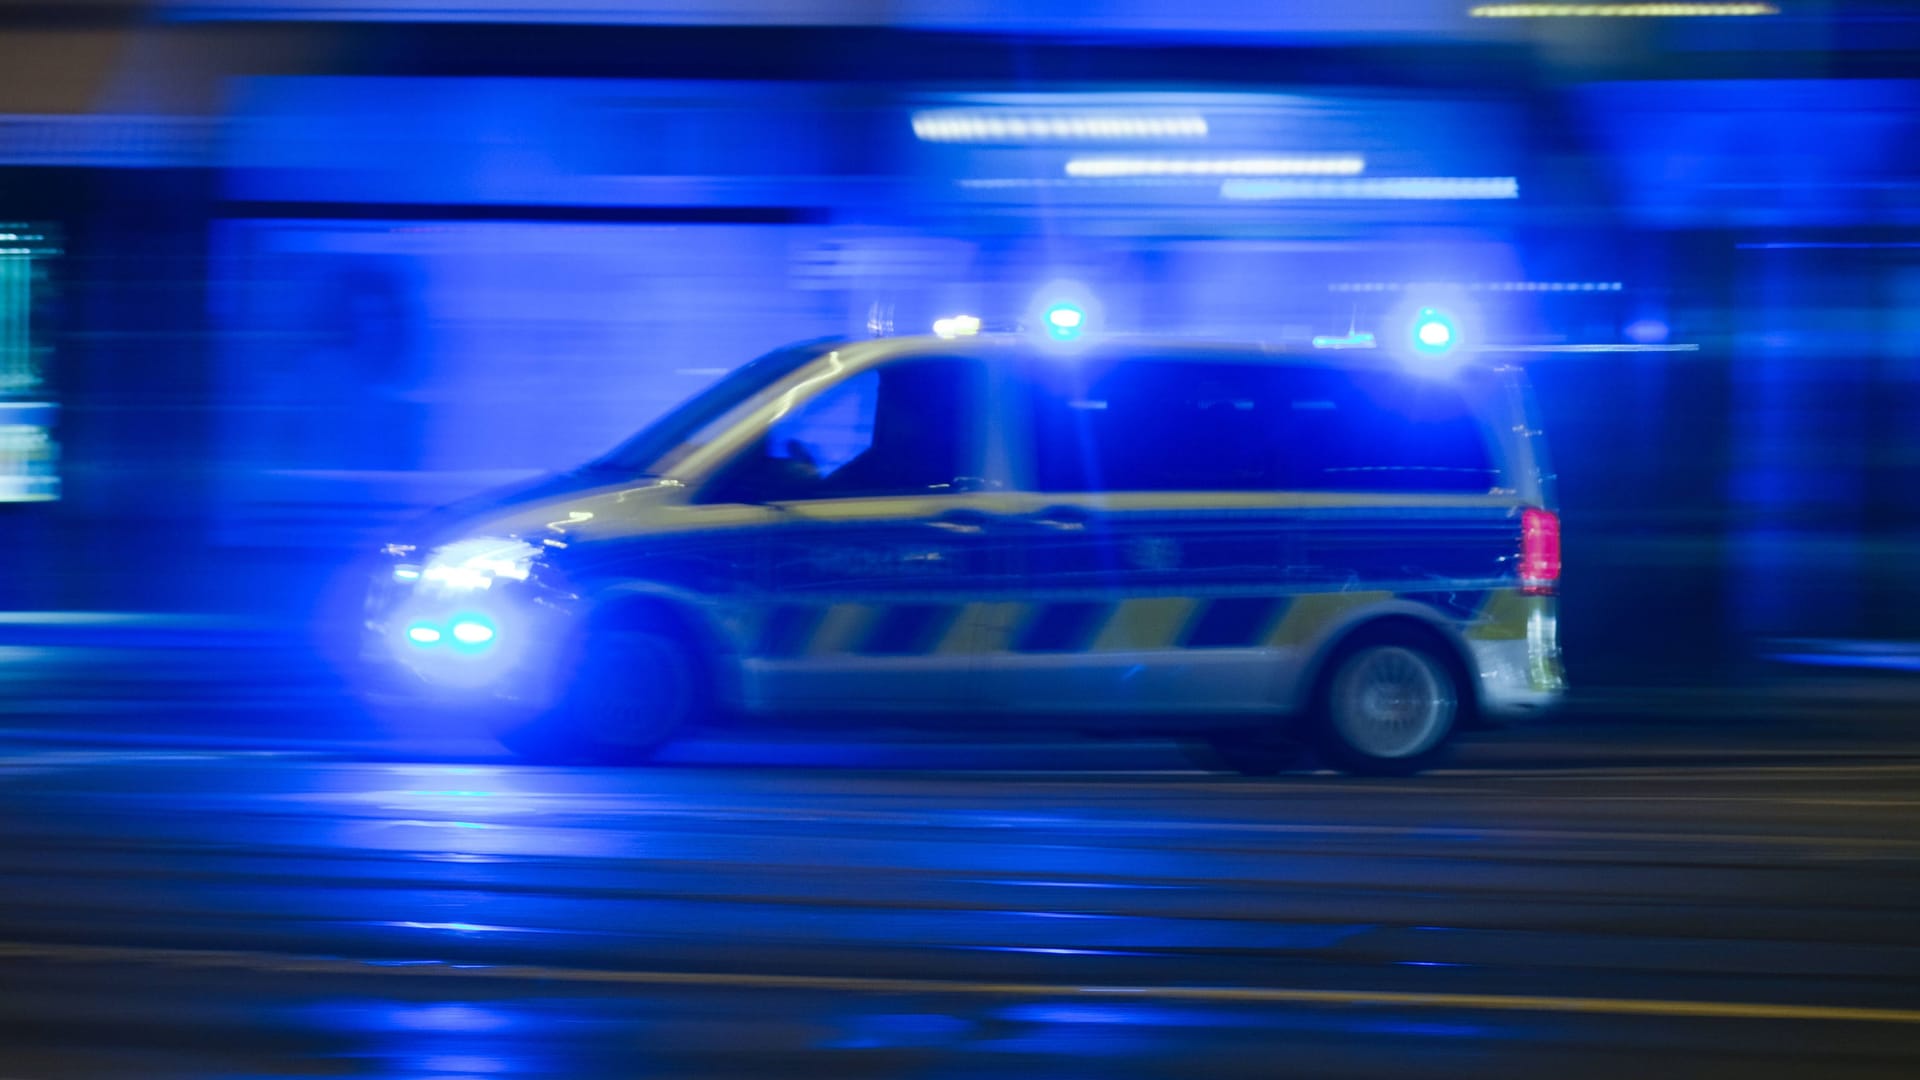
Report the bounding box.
[932,314,982,339]
[1470,3,1778,16]
[1329,281,1623,292]
[1066,156,1364,178]
[1737,242,1920,250]
[1221,177,1519,201]
[1474,343,1700,352]
[912,111,1208,143]
[958,177,1219,189]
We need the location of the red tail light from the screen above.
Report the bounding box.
[1520,508,1561,596]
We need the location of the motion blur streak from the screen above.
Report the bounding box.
[1064,156,1366,178]
[1479,342,1702,352]
[8,939,1920,1026]
[912,112,1210,142]
[0,740,1917,1075]
[5,0,1920,1076]
[1470,3,1780,14]
[1329,282,1625,292]
[1219,177,1520,200]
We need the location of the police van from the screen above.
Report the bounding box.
[364,332,1564,775]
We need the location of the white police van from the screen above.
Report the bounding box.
[364,328,1563,775]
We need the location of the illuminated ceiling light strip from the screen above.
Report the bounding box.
[959,177,1229,189]
[1470,3,1778,16]
[1066,156,1364,178]
[1737,242,1920,250]
[912,112,1209,143]
[1220,177,1518,201]
[1473,343,1701,352]
[1329,281,1624,292]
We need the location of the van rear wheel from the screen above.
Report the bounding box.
[1310,627,1463,777]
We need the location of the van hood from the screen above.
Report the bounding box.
[401,469,681,549]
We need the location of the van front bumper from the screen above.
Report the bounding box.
[359,563,578,714]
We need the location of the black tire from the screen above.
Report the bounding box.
[1308,624,1466,777]
[495,615,710,764]
[1185,733,1312,777]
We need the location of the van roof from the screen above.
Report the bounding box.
[838,333,1507,378]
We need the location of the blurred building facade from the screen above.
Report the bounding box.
[3,0,1920,684]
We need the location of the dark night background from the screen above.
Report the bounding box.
[0,3,1916,1077]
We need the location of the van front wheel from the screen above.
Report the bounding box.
[496,621,708,764]
[1311,629,1463,777]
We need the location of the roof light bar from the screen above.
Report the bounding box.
[1221,177,1518,201]
[1066,156,1363,179]
[932,314,982,339]
[911,112,1209,143]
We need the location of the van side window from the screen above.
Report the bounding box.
[1028,359,1498,495]
[706,359,983,503]
[769,370,880,480]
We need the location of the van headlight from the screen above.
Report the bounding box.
[416,537,539,591]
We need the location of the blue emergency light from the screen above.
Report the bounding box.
[452,619,496,646]
[1043,302,1087,342]
[404,616,497,650]
[1412,308,1456,355]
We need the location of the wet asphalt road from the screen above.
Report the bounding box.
[0,706,1917,1078]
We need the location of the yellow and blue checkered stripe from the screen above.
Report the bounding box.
[751,588,1539,659]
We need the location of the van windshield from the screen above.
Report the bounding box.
[586,339,842,476]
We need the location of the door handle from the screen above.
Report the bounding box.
[1029,505,1092,530]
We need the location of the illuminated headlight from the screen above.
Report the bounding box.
[418,537,539,591]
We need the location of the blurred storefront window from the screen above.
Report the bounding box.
[0,223,58,502]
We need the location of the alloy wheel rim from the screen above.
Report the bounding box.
[1330,645,1454,759]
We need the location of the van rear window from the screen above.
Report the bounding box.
[1027,359,1499,495]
